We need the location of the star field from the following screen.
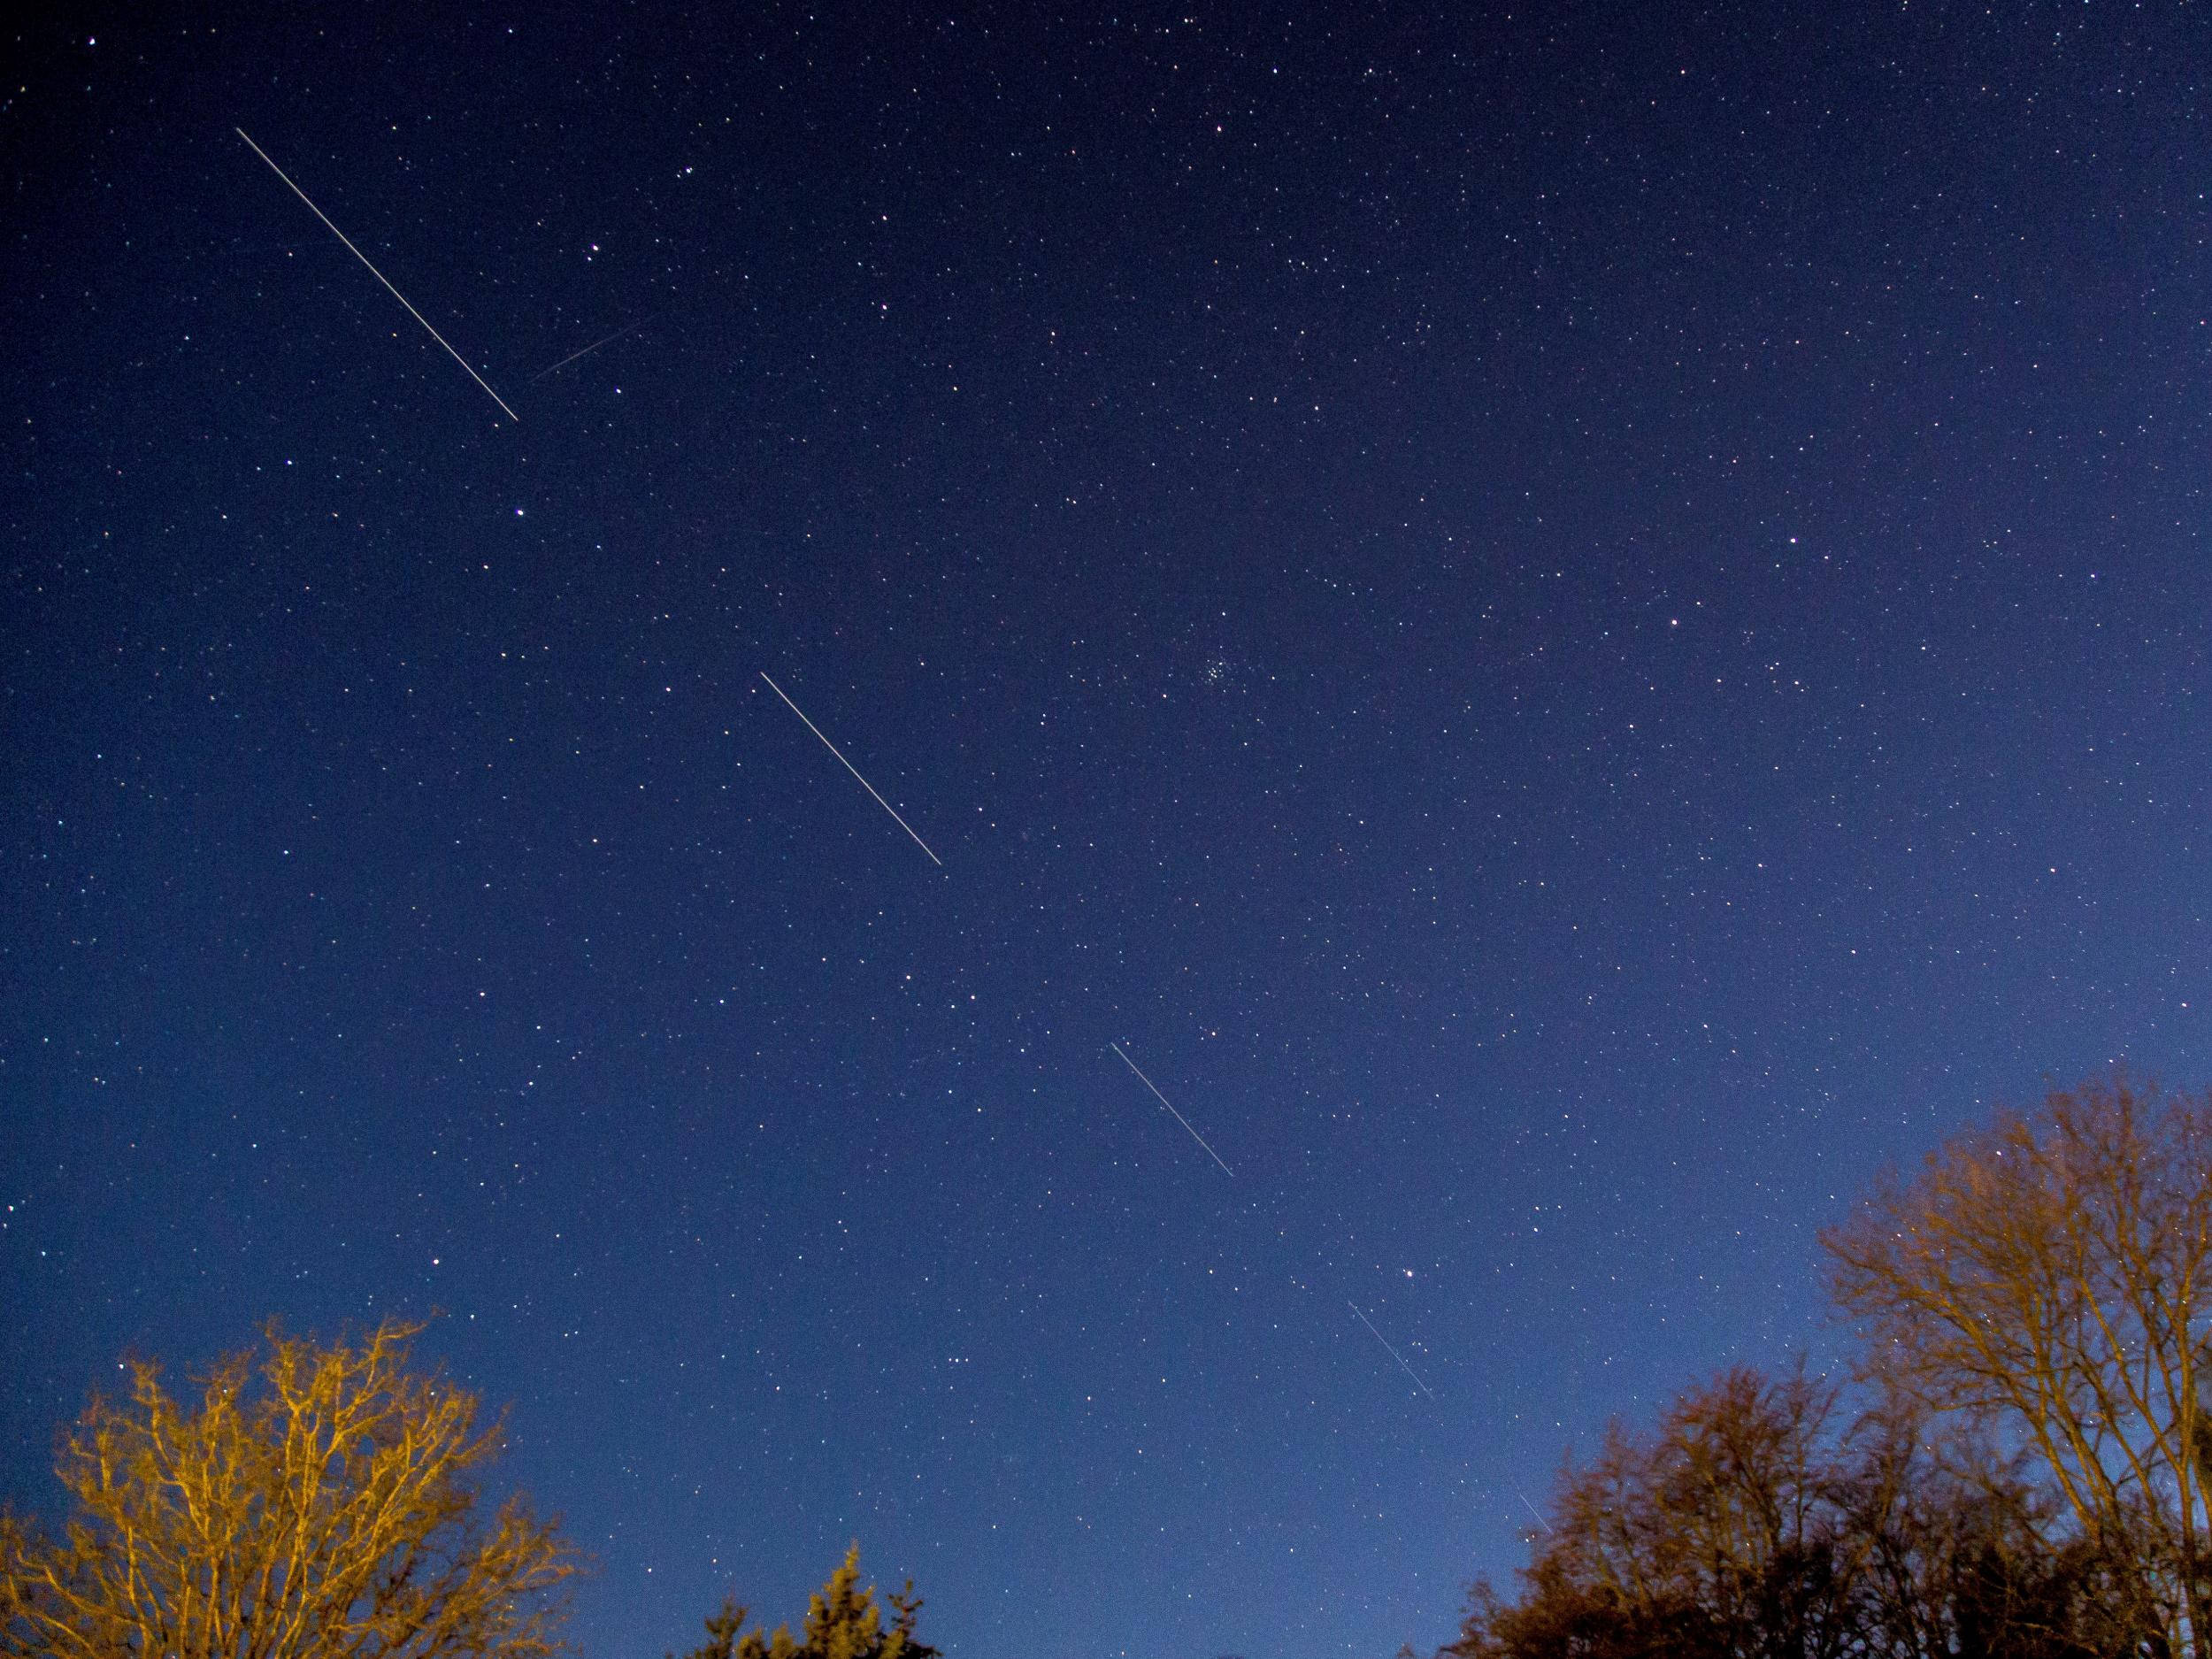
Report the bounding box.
[4,4,2210,1657]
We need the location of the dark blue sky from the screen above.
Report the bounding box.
[5,4,2209,1655]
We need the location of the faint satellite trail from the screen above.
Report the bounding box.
[529,310,661,381]
[235,127,519,422]
[1109,1041,1235,1178]
[1348,1300,1437,1400]
[759,671,943,867]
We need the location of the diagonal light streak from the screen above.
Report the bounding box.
[530,311,657,381]
[1348,1300,1437,1399]
[1109,1041,1234,1178]
[236,128,519,422]
[758,672,943,867]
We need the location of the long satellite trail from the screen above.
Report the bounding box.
[1109,1041,1234,1178]
[758,672,943,867]
[235,128,519,422]
[1348,1301,1437,1399]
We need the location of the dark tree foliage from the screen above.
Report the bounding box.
[672,1546,936,1659]
[1433,1366,2158,1659]
[1824,1074,2212,1655]
[1420,1074,2211,1659]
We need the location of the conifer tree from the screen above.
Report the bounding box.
[672,1547,935,1659]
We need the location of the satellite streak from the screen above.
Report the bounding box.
[1348,1301,1436,1399]
[530,312,655,381]
[235,128,519,422]
[1109,1041,1234,1177]
[1518,1492,1555,1534]
[758,672,943,867]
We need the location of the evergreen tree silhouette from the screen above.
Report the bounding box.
[668,1546,936,1659]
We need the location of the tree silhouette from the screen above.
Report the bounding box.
[1824,1072,2212,1651]
[1424,1071,2212,1657]
[672,1546,935,1659]
[1432,1360,2177,1656]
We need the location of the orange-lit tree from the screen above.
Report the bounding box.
[1,1319,579,1659]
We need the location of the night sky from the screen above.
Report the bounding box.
[5,4,2210,1655]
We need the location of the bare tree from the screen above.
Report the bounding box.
[1823,1072,2212,1655]
[1443,1363,1863,1658]
[1,1319,579,1659]
[1838,1384,2128,1657]
[1433,1363,2140,1658]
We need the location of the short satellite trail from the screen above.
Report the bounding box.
[1109,1041,1235,1177]
[1348,1301,1436,1400]
[235,128,519,422]
[758,672,943,867]
[529,311,657,381]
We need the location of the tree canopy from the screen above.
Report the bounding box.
[1431,1072,2212,1658]
[1,1319,579,1659]
[1824,1072,2212,1650]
